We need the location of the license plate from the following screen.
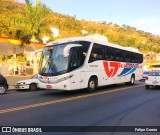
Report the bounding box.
[46,85,52,89]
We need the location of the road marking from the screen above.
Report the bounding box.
[0,84,144,114]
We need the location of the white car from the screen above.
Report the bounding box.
[141,71,150,81]
[14,75,40,91]
[145,71,160,89]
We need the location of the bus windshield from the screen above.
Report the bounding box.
[39,44,69,76]
[39,41,90,76]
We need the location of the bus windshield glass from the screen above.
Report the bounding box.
[39,41,90,76]
[39,44,69,76]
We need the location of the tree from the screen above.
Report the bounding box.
[10,0,53,46]
[0,0,25,37]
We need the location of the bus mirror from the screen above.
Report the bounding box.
[63,44,82,57]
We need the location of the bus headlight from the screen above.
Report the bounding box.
[56,75,73,83]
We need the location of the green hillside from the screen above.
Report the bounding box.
[1,0,160,54]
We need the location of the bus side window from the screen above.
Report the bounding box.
[132,53,140,63]
[78,41,90,59]
[69,47,83,71]
[115,49,124,62]
[105,47,114,61]
[134,53,138,63]
[89,44,104,63]
[130,53,133,63]
[125,51,131,62]
[136,54,143,63]
[139,54,143,63]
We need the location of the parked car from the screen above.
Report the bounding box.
[145,71,160,89]
[14,74,40,91]
[0,74,8,94]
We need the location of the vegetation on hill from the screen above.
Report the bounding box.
[1,0,160,54]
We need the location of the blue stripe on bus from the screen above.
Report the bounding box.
[118,68,136,77]
[118,68,132,77]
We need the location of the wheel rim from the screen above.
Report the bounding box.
[89,81,95,89]
[0,86,6,94]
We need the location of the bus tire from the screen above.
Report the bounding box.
[129,75,135,85]
[126,75,135,85]
[87,77,97,92]
[29,83,37,91]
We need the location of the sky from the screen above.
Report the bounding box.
[18,0,160,35]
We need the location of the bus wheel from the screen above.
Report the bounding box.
[129,75,135,85]
[125,75,135,85]
[87,77,97,92]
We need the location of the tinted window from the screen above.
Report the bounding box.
[133,54,138,63]
[143,72,150,74]
[138,54,143,63]
[132,53,143,63]
[69,47,84,71]
[88,42,143,64]
[105,47,115,61]
[78,41,90,57]
[124,51,131,62]
[89,44,105,62]
[149,72,160,76]
[115,49,124,62]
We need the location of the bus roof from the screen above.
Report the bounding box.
[46,36,142,54]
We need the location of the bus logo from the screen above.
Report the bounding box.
[103,62,119,77]
[103,62,141,78]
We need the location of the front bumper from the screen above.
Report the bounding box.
[14,84,29,90]
[39,81,70,91]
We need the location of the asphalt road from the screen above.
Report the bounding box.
[0,81,160,135]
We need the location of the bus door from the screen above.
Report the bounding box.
[69,47,85,89]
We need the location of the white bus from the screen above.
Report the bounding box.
[38,36,143,92]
